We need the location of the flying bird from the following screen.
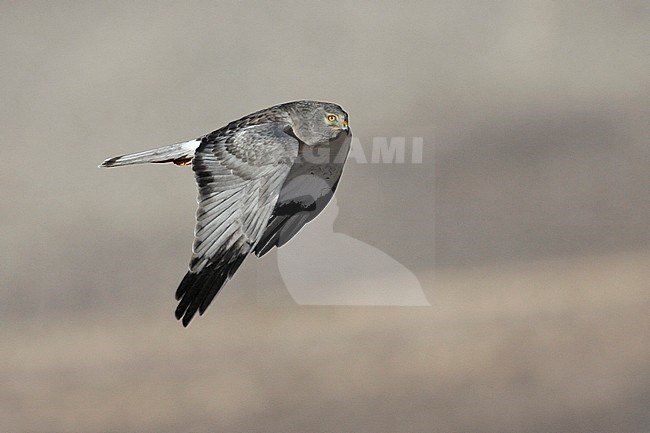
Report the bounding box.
[100,100,351,326]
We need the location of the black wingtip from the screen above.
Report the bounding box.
[174,303,186,320]
[174,249,248,327]
[177,301,197,327]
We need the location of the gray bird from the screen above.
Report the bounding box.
[100,100,351,326]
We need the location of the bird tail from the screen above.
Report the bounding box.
[99,139,200,168]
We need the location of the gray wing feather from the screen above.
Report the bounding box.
[175,122,299,326]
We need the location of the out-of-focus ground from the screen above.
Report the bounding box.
[1,2,649,432]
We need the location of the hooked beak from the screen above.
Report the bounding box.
[342,119,349,131]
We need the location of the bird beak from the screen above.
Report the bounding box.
[342,119,349,131]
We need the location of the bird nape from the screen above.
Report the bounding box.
[100,100,351,326]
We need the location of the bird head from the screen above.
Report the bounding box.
[288,101,350,146]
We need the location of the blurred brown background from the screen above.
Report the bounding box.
[1,1,649,432]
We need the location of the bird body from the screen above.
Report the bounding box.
[101,100,351,326]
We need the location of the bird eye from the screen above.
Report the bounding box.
[327,115,337,122]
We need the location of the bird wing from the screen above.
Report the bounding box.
[254,129,351,257]
[175,122,299,326]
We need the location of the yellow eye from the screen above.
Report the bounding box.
[327,114,337,122]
